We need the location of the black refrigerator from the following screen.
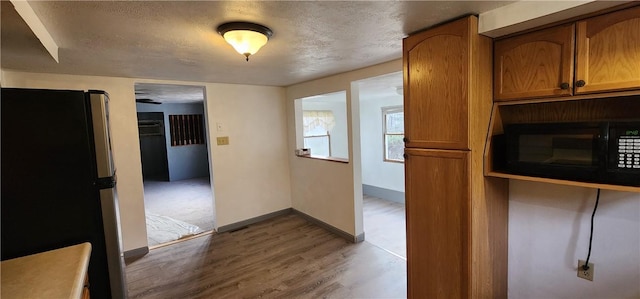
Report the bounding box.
[1,88,127,299]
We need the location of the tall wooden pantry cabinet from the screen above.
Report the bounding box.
[403,15,509,298]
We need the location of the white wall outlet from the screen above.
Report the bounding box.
[216,122,224,132]
[577,260,594,281]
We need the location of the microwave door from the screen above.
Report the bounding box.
[547,136,596,166]
[504,121,640,186]
[517,134,598,166]
[506,124,601,182]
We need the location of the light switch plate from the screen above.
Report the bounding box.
[216,136,229,145]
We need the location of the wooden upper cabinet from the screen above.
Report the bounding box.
[494,5,640,101]
[494,24,575,101]
[403,17,470,150]
[575,6,640,94]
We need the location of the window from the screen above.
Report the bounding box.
[168,114,205,146]
[303,110,334,157]
[295,91,348,160]
[383,106,404,162]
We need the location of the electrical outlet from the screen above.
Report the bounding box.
[577,260,594,281]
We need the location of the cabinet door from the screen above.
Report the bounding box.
[575,6,640,94]
[405,149,469,298]
[494,24,575,101]
[403,17,469,150]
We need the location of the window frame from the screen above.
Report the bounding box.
[302,110,335,157]
[303,132,332,157]
[382,106,404,163]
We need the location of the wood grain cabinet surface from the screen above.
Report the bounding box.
[82,275,90,299]
[404,149,469,299]
[403,16,469,150]
[494,24,575,100]
[403,15,508,299]
[495,5,640,101]
[575,5,640,95]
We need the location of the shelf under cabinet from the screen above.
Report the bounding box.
[486,171,640,193]
[484,94,640,193]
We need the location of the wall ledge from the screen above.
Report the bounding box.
[295,154,349,164]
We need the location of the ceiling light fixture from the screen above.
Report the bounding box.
[217,21,273,61]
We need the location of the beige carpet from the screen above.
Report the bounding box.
[143,177,215,245]
[146,212,203,247]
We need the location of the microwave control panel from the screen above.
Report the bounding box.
[617,135,640,169]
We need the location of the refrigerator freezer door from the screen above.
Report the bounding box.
[89,91,128,299]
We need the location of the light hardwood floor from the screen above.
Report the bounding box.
[126,213,407,298]
[363,195,406,259]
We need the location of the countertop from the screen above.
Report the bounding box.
[1,242,92,299]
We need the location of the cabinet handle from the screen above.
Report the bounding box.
[560,82,570,90]
[403,137,408,143]
[403,153,408,159]
[576,80,586,87]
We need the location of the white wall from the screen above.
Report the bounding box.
[286,59,403,238]
[509,180,640,298]
[359,96,404,192]
[1,70,292,251]
[205,83,291,227]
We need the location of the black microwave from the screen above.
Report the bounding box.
[497,121,640,186]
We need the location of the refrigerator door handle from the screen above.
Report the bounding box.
[88,92,115,178]
[89,90,127,298]
[95,176,116,189]
[99,187,127,299]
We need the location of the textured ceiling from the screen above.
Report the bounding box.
[1,1,514,87]
[134,83,205,104]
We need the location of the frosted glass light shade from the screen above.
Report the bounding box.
[223,30,268,58]
[217,22,273,61]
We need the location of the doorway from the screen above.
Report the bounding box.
[135,83,215,247]
[355,72,406,258]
